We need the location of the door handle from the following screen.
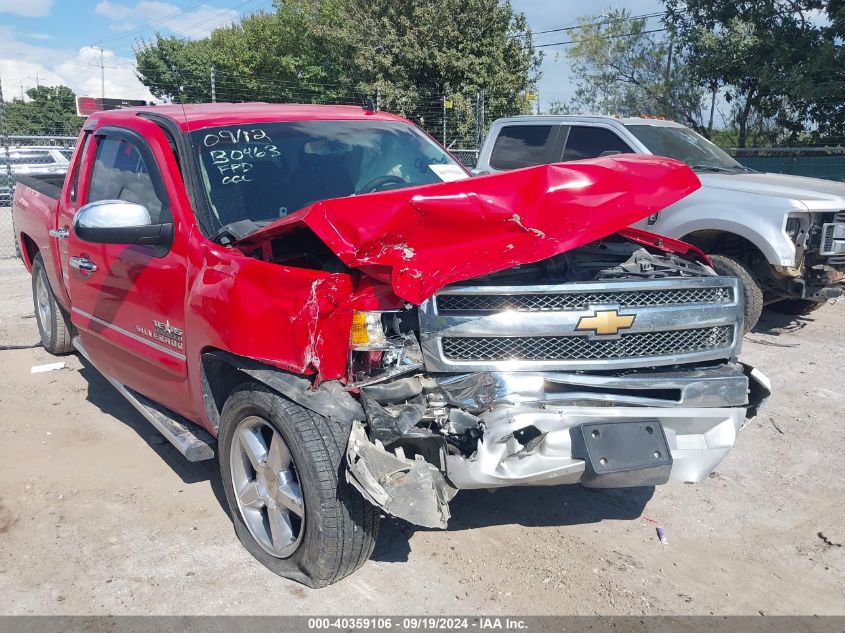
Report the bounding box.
[49,227,69,239]
[69,256,98,273]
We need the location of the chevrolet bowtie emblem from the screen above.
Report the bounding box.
[575,309,636,336]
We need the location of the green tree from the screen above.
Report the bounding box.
[800,0,845,140]
[664,0,825,147]
[134,0,541,142]
[564,9,708,133]
[5,85,83,135]
[546,99,573,115]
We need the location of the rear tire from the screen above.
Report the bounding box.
[218,382,379,587]
[708,254,763,333]
[767,298,827,316]
[31,253,75,354]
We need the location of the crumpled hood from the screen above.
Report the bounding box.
[236,155,700,304]
[699,171,845,209]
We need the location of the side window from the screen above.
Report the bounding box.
[489,125,561,170]
[69,134,90,204]
[87,136,166,223]
[562,126,633,161]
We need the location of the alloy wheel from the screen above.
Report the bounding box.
[229,416,305,558]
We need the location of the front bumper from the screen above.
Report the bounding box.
[445,363,770,489]
[345,362,771,528]
[446,405,746,489]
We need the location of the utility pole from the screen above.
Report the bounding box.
[28,72,41,89]
[13,83,24,100]
[664,38,673,117]
[91,47,107,99]
[210,64,216,103]
[89,47,117,100]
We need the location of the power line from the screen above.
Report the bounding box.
[535,27,668,48]
[531,11,666,38]
[93,0,210,46]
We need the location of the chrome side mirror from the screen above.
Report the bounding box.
[73,200,172,246]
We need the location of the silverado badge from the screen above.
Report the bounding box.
[135,319,184,350]
[576,309,636,336]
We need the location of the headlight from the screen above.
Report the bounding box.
[785,216,803,242]
[350,311,390,350]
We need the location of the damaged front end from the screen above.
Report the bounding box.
[229,157,769,529]
[340,239,771,529]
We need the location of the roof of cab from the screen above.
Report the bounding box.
[89,102,407,132]
[492,114,687,128]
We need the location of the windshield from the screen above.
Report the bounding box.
[190,120,466,230]
[624,124,745,172]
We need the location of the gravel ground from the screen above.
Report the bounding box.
[0,256,843,616]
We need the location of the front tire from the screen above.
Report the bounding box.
[219,382,379,587]
[31,253,75,354]
[767,298,827,316]
[708,254,763,333]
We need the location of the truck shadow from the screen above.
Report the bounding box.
[76,357,229,513]
[76,356,654,564]
[371,485,654,563]
[752,308,815,335]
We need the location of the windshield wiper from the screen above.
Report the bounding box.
[210,219,264,245]
[690,164,740,173]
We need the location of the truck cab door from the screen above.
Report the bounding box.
[56,131,94,302]
[66,121,194,419]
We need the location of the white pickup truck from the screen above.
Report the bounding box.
[474,116,845,330]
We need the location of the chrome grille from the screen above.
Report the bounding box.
[436,286,734,314]
[441,326,734,362]
[418,277,742,372]
[822,224,836,254]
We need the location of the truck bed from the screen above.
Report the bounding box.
[11,175,65,279]
[15,174,65,200]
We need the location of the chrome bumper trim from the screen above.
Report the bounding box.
[445,405,748,490]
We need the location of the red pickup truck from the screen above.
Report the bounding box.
[12,103,770,587]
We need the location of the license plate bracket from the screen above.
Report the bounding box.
[572,420,673,488]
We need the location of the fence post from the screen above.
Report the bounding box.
[442,95,447,146]
[0,74,11,190]
[475,91,485,150]
[0,74,12,185]
[0,73,16,258]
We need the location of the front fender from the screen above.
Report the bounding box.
[633,191,803,267]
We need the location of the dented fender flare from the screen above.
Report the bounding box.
[201,350,365,428]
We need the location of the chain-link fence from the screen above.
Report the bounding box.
[0,134,78,258]
[730,147,845,182]
[450,149,480,169]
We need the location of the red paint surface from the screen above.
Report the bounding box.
[12,104,703,434]
[619,227,711,265]
[236,155,701,303]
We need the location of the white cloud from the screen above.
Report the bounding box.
[0,0,53,17]
[109,22,138,32]
[0,27,154,104]
[26,33,55,41]
[95,0,134,21]
[95,1,239,39]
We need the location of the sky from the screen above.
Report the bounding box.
[0,0,663,110]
